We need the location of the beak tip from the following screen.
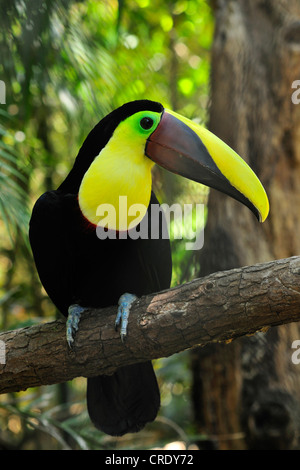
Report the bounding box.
[149,108,271,224]
[258,203,270,223]
[259,213,268,223]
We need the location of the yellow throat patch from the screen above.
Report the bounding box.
[78,112,161,231]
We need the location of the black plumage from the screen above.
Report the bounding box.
[29,100,172,435]
[29,99,268,436]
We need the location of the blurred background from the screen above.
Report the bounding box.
[1,0,300,451]
[0,0,212,450]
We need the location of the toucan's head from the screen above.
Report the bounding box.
[61,100,269,231]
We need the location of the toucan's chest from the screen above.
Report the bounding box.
[60,192,171,308]
[77,123,155,231]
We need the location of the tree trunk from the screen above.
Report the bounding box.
[192,0,300,450]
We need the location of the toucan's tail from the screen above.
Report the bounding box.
[86,361,160,436]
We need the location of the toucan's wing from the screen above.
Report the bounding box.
[135,191,172,294]
[29,190,74,316]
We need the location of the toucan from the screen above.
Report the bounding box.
[29,100,269,436]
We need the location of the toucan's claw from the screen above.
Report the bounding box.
[66,304,85,348]
[115,293,137,342]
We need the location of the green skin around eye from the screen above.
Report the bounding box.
[126,111,162,137]
[140,117,154,131]
[78,109,162,231]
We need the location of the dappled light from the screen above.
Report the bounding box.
[0,0,213,450]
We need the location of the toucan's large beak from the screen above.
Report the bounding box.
[146,109,269,223]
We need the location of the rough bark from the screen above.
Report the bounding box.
[1,256,300,397]
[193,0,300,450]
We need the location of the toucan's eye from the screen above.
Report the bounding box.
[140,117,154,130]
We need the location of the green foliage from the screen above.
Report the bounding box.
[0,0,214,450]
[0,112,29,243]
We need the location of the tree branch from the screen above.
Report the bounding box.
[1,256,300,395]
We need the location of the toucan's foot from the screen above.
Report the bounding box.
[115,293,137,342]
[66,304,85,348]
